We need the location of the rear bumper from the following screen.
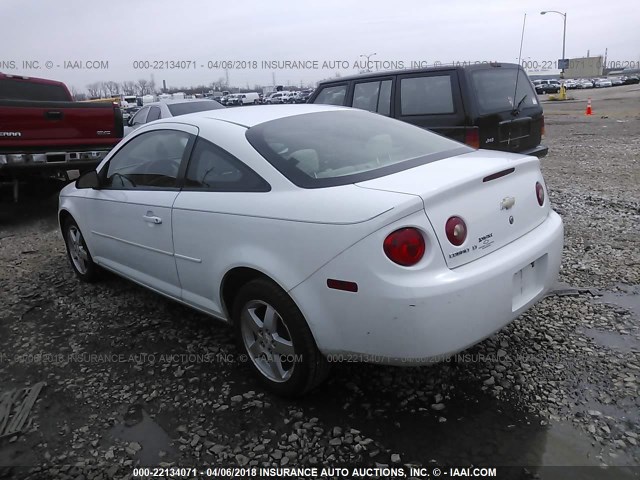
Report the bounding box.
[0,150,105,178]
[0,159,101,173]
[291,210,563,364]
[520,144,548,159]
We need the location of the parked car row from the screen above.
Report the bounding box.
[533,75,639,93]
[532,79,561,94]
[257,90,313,105]
[215,90,314,106]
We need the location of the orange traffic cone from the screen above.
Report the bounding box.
[585,98,593,116]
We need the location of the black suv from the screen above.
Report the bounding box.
[308,63,547,158]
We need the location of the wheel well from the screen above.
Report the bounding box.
[220,267,273,321]
[59,209,73,229]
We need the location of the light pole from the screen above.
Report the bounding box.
[359,52,377,72]
[540,10,567,99]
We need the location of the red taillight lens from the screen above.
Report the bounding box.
[383,228,425,266]
[536,182,545,206]
[445,216,467,246]
[464,127,480,149]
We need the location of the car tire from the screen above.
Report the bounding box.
[62,217,100,282]
[233,278,330,396]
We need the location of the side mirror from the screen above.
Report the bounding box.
[76,170,101,189]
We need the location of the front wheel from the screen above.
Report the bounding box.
[233,278,329,396]
[62,217,100,282]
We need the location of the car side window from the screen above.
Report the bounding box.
[353,81,380,112]
[352,80,392,116]
[146,106,161,122]
[184,138,270,192]
[131,106,150,125]
[314,85,347,106]
[103,130,191,189]
[400,75,454,115]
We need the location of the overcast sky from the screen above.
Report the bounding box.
[1,0,638,92]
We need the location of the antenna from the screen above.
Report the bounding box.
[512,13,527,115]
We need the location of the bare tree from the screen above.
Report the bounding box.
[103,81,120,97]
[86,82,100,99]
[136,79,150,96]
[70,86,87,101]
[95,82,107,98]
[121,81,136,95]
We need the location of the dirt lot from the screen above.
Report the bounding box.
[0,86,639,480]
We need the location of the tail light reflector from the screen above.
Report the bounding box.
[536,182,545,206]
[464,127,480,149]
[327,279,358,292]
[383,228,425,266]
[445,216,467,246]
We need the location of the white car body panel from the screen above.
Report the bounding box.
[59,105,564,364]
[88,189,181,296]
[291,210,562,362]
[357,150,549,268]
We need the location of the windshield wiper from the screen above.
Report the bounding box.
[512,94,528,116]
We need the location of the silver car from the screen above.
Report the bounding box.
[124,99,224,136]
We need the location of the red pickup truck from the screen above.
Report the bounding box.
[0,73,123,201]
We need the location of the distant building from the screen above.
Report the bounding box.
[564,56,603,79]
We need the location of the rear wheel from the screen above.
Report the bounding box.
[62,218,100,282]
[233,278,329,396]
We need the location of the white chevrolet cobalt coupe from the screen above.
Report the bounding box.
[59,105,563,396]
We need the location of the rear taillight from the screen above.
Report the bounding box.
[536,182,545,206]
[464,127,480,149]
[383,228,425,266]
[540,115,545,138]
[445,216,467,246]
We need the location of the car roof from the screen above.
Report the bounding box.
[148,99,219,105]
[155,104,349,128]
[316,62,521,84]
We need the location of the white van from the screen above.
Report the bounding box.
[235,92,260,105]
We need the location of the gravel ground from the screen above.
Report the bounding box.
[0,86,638,480]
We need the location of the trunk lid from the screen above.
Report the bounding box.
[356,150,550,268]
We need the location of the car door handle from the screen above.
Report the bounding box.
[143,214,162,224]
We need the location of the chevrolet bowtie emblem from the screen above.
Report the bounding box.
[500,196,516,210]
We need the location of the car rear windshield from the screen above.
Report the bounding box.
[167,100,224,116]
[469,68,538,115]
[246,110,471,188]
[0,78,70,101]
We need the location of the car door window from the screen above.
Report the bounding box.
[353,81,380,112]
[104,130,191,189]
[400,75,454,115]
[130,106,150,125]
[313,85,347,105]
[146,106,161,122]
[184,138,270,192]
[352,80,392,116]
